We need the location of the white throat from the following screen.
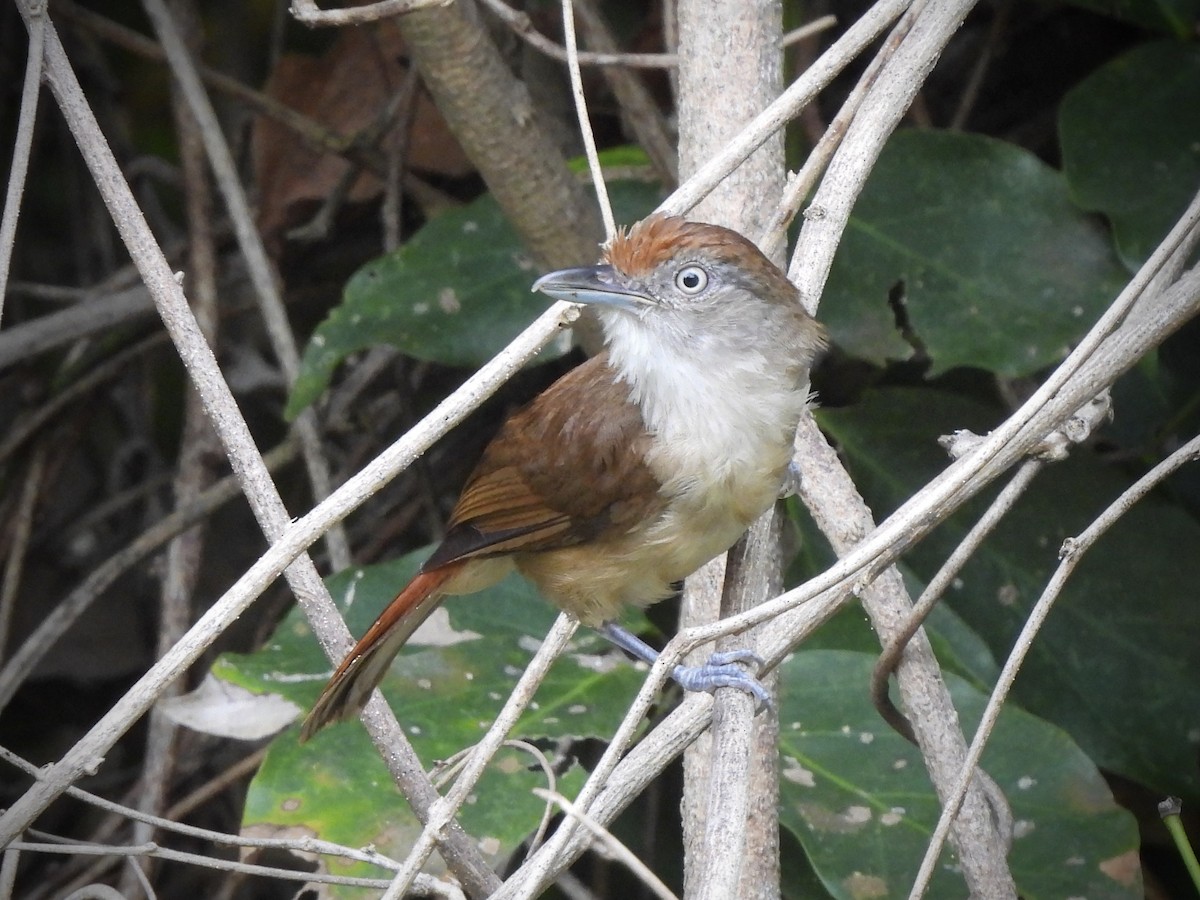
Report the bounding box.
[600,309,806,500]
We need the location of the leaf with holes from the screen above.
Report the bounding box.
[822,130,1126,377]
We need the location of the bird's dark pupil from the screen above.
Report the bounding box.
[683,272,699,288]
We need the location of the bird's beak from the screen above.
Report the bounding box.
[532,265,654,312]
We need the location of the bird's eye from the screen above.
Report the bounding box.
[674,265,709,295]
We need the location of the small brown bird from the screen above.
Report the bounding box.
[301,214,826,740]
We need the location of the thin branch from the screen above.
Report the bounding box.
[0,439,298,711]
[56,1,381,177]
[572,0,678,185]
[533,788,680,900]
[0,447,45,661]
[0,0,46,327]
[165,748,265,820]
[871,460,1042,742]
[496,619,688,898]
[562,0,614,238]
[0,331,170,469]
[290,0,452,27]
[911,425,1200,899]
[431,739,560,856]
[476,0,677,69]
[0,281,158,370]
[759,13,897,258]
[948,0,1011,131]
[140,0,351,571]
[382,66,421,252]
[124,3,221,883]
[779,14,840,48]
[0,846,18,898]
[0,743,400,870]
[8,838,397,889]
[380,615,579,899]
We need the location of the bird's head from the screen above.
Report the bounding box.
[533,214,826,375]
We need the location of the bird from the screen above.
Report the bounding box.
[300,213,827,741]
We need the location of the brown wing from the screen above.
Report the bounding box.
[423,353,665,570]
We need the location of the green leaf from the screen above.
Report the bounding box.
[286,179,662,417]
[779,650,1140,900]
[818,388,1200,797]
[1060,42,1200,268]
[243,729,587,895]
[1061,0,1200,37]
[218,548,650,874]
[822,130,1126,377]
[786,510,999,689]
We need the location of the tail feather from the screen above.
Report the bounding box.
[300,563,461,741]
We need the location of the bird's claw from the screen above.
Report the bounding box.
[672,650,772,711]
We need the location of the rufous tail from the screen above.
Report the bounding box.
[299,563,462,741]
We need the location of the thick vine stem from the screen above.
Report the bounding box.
[397,0,603,270]
[674,0,787,896]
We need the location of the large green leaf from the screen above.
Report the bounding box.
[818,388,1200,797]
[822,130,1126,377]
[1060,42,1200,268]
[286,179,661,417]
[787,507,999,690]
[241,730,586,895]
[779,650,1140,900]
[1062,0,1200,36]
[217,549,649,885]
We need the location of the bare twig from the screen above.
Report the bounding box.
[476,0,677,69]
[948,0,1011,131]
[0,439,298,711]
[759,12,901,258]
[562,0,614,238]
[0,447,45,661]
[871,460,1042,742]
[0,743,398,870]
[382,66,421,252]
[0,0,46,326]
[570,0,678,185]
[290,0,452,27]
[140,0,351,571]
[533,788,679,900]
[165,748,265,820]
[911,423,1200,898]
[433,739,560,856]
[0,332,169,470]
[9,837,397,889]
[56,1,385,178]
[123,5,222,890]
[379,615,579,899]
[0,844,18,898]
[0,282,158,371]
[779,14,840,48]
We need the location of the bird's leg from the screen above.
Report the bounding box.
[598,622,772,710]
